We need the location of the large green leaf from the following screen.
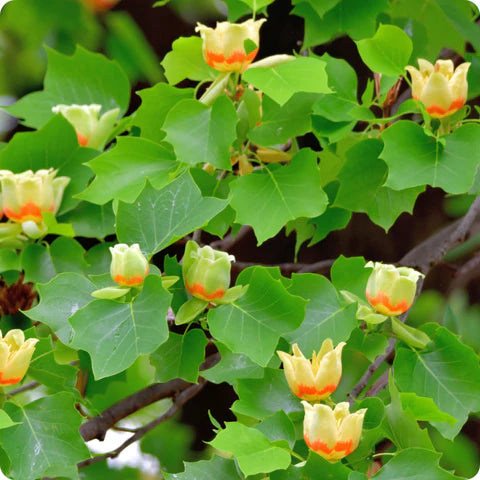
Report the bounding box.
[151,329,208,383]
[209,422,291,476]
[8,46,129,129]
[163,96,238,170]
[166,456,240,479]
[230,149,328,245]
[255,411,296,449]
[335,139,424,230]
[232,368,303,419]
[283,273,358,355]
[208,267,307,366]
[243,57,331,105]
[372,448,460,479]
[0,393,90,480]
[356,25,413,76]
[394,324,480,438]
[25,273,96,344]
[291,0,341,18]
[116,173,228,255]
[161,36,217,85]
[70,275,171,379]
[133,83,194,143]
[0,115,96,214]
[78,137,178,204]
[381,122,480,194]
[330,255,370,300]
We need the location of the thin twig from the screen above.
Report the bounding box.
[78,380,206,469]
[233,259,334,273]
[5,381,40,397]
[210,225,251,251]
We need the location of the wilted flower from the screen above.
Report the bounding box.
[405,59,470,118]
[277,340,345,401]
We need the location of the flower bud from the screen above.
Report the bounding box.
[52,104,119,149]
[0,329,38,385]
[182,240,235,302]
[365,262,423,316]
[195,19,266,73]
[110,244,150,287]
[277,340,345,401]
[302,401,367,462]
[405,59,471,118]
[0,169,70,223]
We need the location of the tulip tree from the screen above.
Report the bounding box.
[0,0,479,478]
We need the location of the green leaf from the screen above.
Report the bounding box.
[28,335,77,392]
[202,342,264,385]
[209,422,291,476]
[0,250,20,273]
[161,36,216,85]
[335,139,424,230]
[116,173,228,255]
[0,411,18,430]
[163,96,238,170]
[248,93,320,147]
[166,456,240,479]
[283,273,358,355]
[208,267,307,366]
[230,149,328,245]
[8,46,129,129]
[391,316,431,349]
[271,451,352,480]
[78,137,178,204]
[372,448,459,479]
[232,368,303,420]
[347,329,389,363]
[394,324,480,438]
[25,273,95,344]
[255,410,296,449]
[134,83,194,143]
[356,25,413,76]
[58,201,115,239]
[292,0,390,48]
[381,122,480,194]
[292,0,341,18]
[400,392,457,425]
[309,207,352,245]
[236,0,275,11]
[151,329,208,383]
[243,57,331,105]
[331,255,370,300]
[21,238,88,284]
[70,275,171,379]
[356,397,385,430]
[0,393,90,480]
[0,115,96,214]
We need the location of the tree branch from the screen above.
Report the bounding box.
[78,380,206,469]
[232,259,334,274]
[80,353,220,442]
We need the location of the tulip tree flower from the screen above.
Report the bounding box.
[365,262,423,316]
[0,329,38,385]
[52,104,119,149]
[0,168,70,224]
[405,59,470,118]
[195,19,266,72]
[302,401,367,462]
[277,340,345,401]
[110,244,150,287]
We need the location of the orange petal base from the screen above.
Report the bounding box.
[185,279,225,301]
[4,202,52,222]
[114,273,146,286]
[304,434,354,457]
[77,131,90,146]
[413,96,465,116]
[296,383,337,399]
[366,290,409,315]
[0,372,21,385]
[205,49,258,71]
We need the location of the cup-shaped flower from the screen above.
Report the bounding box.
[182,240,235,302]
[195,19,266,72]
[302,401,367,462]
[0,329,38,385]
[110,244,150,287]
[0,169,70,223]
[52,104,119,149]
[277,340,345,401]
[365,262,423,316]
[405,59,470,118]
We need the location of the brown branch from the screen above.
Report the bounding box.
[78,380,206,469]
[5,381,40,397]
[233,259,334,274]
[210,225,251,251]
[80,353,220,442]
